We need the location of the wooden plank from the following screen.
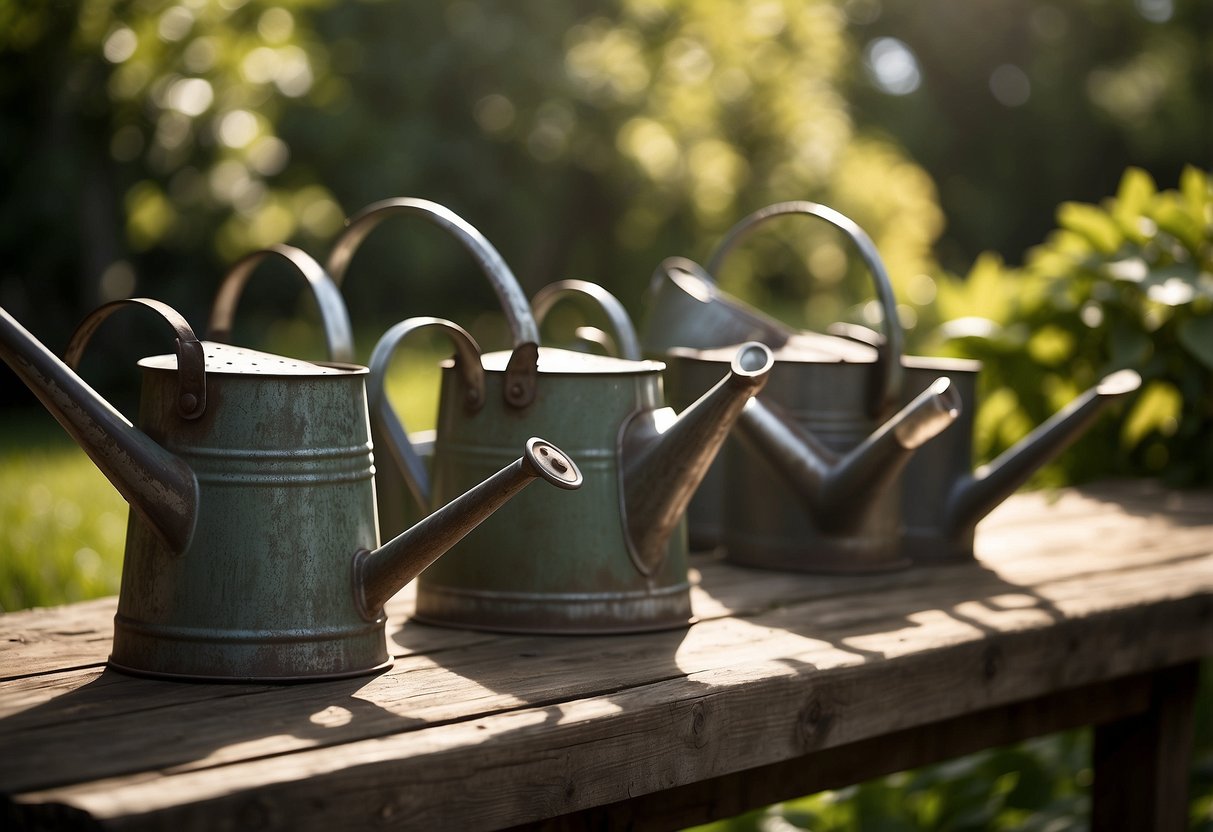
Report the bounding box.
[517,669,1161,832]
[1,525,1210,794]
[1091,661,1200,832]
[2,481,1204,680]
[5,585,1211,830]
[1,482,1210,830]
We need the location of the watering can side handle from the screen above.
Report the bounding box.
[325,197,540,407]
[367,316,485,511]
[705,200,906,415]
[207,245,355,364]
[531,279,643,360]
[64,298,207,420]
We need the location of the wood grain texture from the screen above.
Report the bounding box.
[0,481,1210,830]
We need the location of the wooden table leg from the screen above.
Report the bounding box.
[1091,661,1200,832]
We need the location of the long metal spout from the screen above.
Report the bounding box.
[946,369,1141,533]
[0,306,198,552]
[621,342,773,574]
[354,437,583,618]
[738,377,961,531]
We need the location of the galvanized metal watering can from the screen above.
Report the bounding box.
[647,201,964,571]
[666,342,958,572]
[335,200,773,632]
[645,257,884,549]
[0,297,581,681]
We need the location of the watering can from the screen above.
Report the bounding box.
[896,357,1141,563]
[666,342,958,572]
[0,298,581,681]
[339,200,773,632]
[646,258,883,549]
[641,202,910,551]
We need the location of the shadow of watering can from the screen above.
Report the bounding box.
[0,298,581,681]
[344,200,774,632]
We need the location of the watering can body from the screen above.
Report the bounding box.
[416,349,691,633]
[113,349,389,680]
[672,345,955,573]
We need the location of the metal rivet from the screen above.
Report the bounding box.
[180,393,198,413]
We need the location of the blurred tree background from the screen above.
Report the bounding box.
[0,0,1210,828]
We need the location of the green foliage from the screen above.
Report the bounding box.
[925,167,1213,487]
[844,0,1213,275]
[0,0,942,352]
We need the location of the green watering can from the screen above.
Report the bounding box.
[336,199,773,633]
[0,287,581,681]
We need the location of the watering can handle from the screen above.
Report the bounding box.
[530,279,642,360]
[64,298,207,420]
[206,244,354,363]
[326,197,540,408]
[367,316,485,510]
[705,201,905,416]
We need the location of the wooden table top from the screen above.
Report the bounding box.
[2,480,1211,830]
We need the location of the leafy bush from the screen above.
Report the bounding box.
[925,166,1213,487]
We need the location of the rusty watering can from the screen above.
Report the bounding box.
[652,201,964,571]
[646,258,882,549]
[338,200,773,632]
[667,342,958,572]
[0,298,581,681]
[897,357,1141,563]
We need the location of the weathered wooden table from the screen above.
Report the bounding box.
[2,480,1210,831]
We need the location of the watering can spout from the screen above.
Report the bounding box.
[738,377,961,529]
[945,368,1141,533]
[354,437,583,618]
[0,305,199,553]
[621,342,773,572]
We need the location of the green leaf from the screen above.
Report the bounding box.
[1120,380,1182,449]
[1057,202,1125,254]
[1179,165,1211,218]
[1179,316,1213,370]
[1113,168,1156,243]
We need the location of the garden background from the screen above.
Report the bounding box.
[1,0,1210,828]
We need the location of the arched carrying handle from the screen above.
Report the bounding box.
[706,201,905,416]
[207,244,354,363]
[530,279,642,360]
[367,317,485,511]
[327,197,539,408]
[65,298,207,420]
